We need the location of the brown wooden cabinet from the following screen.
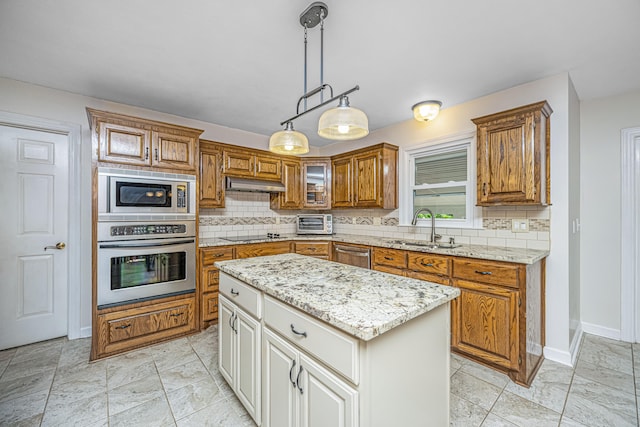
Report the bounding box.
[235,241,292,259]
[223,147,282,181]
[87,108,202,172]
[302,159,331,209]
[200,246,234,328]
[451,257,545,386]
[293,241,330,259]
[473,101,552,206]
[93,295,196,359]
[271,158,302,209]
[331,143,398,209]
[372,247,407,276]
[199,141,225,208]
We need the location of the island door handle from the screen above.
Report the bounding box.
[290,324,307,338]
[232,314,238,334]
[230,289,239,296]
[288,360,297,388]
[475,270,492,275]
[296,366,304,394]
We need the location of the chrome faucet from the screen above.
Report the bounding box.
[411,208,442,244]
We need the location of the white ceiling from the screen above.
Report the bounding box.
[1,0,639,147]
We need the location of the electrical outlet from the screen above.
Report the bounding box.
[511,219,529,233]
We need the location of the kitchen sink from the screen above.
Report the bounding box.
[384,239,461,249]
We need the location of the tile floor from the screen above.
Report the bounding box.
[0,329,637,426]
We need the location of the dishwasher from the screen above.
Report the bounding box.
[332,243,371,269]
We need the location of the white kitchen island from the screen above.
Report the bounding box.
[216,253,460,427]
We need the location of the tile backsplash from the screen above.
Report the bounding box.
[199,192,550,251]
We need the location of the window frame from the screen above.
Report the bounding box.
[399,132,482,229]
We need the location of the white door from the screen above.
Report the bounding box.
[0,125,69,349]
[263,328,298,427]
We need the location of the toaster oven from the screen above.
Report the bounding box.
[296,214,333,235]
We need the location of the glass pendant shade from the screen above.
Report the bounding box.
[412,100,442,122]
[318,96,369,140]
[269,122,309,155]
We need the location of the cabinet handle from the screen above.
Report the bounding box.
[154,148,159,161]
[144,147,149,160]
[290,324,307,338]
[384,256,393,261]
[214,253,225,258]
[217,190,221,199]
[482,182,487,196]
[115,324,131,330]
[289,360,297,388]
[169,312,183,317]
[421,262,434,267]
[475,270,492,275]
[232,313,238,334]
[230,288,239,296]
[296,366,304,394]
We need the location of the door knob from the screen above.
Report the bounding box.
[44,242,66,251]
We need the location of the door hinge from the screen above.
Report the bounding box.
[518,356,522,365]
[518,297,522,307]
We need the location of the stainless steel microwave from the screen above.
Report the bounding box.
[296,214,333,235]
[97,167,196,219]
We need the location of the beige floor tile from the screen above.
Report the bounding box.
[0,368,55,403]
[578,334,633,375]
[575,358,635,394]
[490,391,561,427]
[481,413,518,426]
[166,377,223,420]
[159,359,210,393]
[47,375,106,407]
[152,339,199,372]
[175,397,246,426]
[52,358,107,387]
[451,370,503,410]
[106,350,156,390]
[504,359,572,413]
[0,389,47,426]
[559,416,589,426]
[108,374,165,416]
[449,394,488,427]
[458,359,510,389]
[109,395,174,427]
[41,391,108,427]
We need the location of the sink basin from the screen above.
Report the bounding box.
[384,239,461,249]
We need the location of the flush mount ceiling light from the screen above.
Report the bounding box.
[412,100,443,122]
[269,1,368,155]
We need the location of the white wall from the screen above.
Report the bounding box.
[580,89,640,338]
[320,73,576,363]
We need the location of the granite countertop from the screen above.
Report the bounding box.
[216,253,460,341]
[200,233,549,264]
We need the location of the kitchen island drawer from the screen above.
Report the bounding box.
[263,295,359,384]
[219,273,262,319]
[452,258,519,288]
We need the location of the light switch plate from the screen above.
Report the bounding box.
[511,219,529,233]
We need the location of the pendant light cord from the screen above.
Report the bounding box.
[303,24,308,112]
[320,10,324,103]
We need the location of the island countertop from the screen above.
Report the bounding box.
[215,253,460,341]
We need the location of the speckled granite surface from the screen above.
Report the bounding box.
[200,233,549,264]
[216,253,460,341]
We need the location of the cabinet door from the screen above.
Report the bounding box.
[299,353,358,427]
[263,329,299,427]
[302,161,331,209]
[331,157,353,208]
[199,147,225,208]
[277,159,302,209]
[451,279,519,370]
[98,121,152,166]
[236,309,262,425]
[224,149,255,177]
[353,149,381,207]
[256,155,282,181]
[152,131,196,171]
[219,296,236,385]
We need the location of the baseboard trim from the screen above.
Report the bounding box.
[581,322,621,341]
[543,346,573,367]
[79,326,92,339]
[569,323,584,366]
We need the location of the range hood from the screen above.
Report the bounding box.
[225,176,285,193]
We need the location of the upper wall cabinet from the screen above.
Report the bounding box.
[199,141,225,208]
[87,108,203,172]
[331,143,398,209]
[472,101,552,206]
[223,147,282,181]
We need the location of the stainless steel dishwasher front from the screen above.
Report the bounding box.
[332,243,371,269]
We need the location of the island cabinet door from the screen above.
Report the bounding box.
[219,296,235,385]
[263,328,299,427]
[298,353,358,427]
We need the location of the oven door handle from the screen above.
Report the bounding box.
[99,239,195,249]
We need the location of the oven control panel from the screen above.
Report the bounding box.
[110,224,187,237]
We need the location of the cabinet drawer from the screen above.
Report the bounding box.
[97,297,195,356]
[202,267,220,293]
[372,248,407,269]
[236,242,291,259]
[294,242,330,256]
[263,295,359,384]
[201,247,234,266]
[219,273,262,319]
[407,253,449,276]
[372,264,406,276]
[452,259,519,288]
[406,270,450,286]
[202,293,219,322]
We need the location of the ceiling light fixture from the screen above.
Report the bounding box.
[412,100,442,122]
[269,2,368,155]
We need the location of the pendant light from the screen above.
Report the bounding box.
[412,100,442,122]
[269,122,309,155]
[269,2,368,155]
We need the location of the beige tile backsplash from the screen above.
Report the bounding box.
[199,192,551,251]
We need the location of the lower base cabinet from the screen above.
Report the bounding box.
[263,328,358,427]
[219,294,261,424]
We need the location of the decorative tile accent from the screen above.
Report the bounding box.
[199,216,277,226]
[355,216,373,225]
[381,217,399,226]
[333,216,353,225]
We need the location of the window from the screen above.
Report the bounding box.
[402,134,481,228]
